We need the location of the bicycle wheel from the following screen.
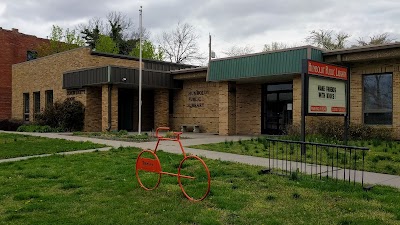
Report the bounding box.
[136,150,162,191]
[178,155,211,201]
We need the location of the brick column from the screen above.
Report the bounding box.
[218,82,236,135]
[101,85,118,131]
[292,75,302,125]
[154,89,169,129]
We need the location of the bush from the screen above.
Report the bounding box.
[0,119,24,131]
[17,124,54,133]
[285,121,394,141]
[36,99,84,131]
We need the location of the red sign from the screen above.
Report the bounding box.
[310,105,327,112]
[308,60,348,80]
[331,107,346,112]
[137,157,162,173]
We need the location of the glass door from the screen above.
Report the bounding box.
[262,83,293,135]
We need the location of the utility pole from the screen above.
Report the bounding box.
[208,34,211,64]
[138,6,143,134]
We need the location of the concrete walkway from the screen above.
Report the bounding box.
[1,131,400,189]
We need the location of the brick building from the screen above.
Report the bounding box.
[11,44,400,139]
[0,28,49,120]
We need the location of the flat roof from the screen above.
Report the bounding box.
[323,42,400,55]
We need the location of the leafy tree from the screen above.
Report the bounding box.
[223,45,254,56]
[158,22,204,63]
[37,25,84,57]
[357,33,394,46]
[80,18,103,48]
[306,30,350,50]
[129,40,163,60]
[79,12,150,55]
[95,35,119,54]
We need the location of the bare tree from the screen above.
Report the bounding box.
[223,45,254,57]
[263,42,289,51]
[306,30,350,50]
[357,33,394,46]
[159,22,204,63]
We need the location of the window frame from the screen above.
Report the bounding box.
[45,90,53,109]
[23,93,30,121]
[33,91,41,116]
[362,73,393,125]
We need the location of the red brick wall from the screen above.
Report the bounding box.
[0,28,48,120]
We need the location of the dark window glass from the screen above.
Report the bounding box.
[27,50,38,61]
[45,90,53,108]
[267,83,293,92]
[363,74,392,125]
[169,90,174,114]
[34,92,40,114]
[23,93,29,121]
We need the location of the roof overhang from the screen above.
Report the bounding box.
[63,66,182,90]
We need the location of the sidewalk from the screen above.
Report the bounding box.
[1,131,400,189]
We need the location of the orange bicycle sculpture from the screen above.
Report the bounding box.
[135,127,211,201]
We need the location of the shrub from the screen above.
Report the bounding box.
[286,121,394,141]
[17,124,54,133]
[0,119,24,131]
[36,99,84,131]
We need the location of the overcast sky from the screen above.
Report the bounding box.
[1,0,400,59]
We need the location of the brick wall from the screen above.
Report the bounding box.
[349,60,400,139]
[154,89,169,128]
[236,83,262,135]
[0,28,49,120]
[86,87,102,132]
[12,47,140,127]
[170,78,219,133]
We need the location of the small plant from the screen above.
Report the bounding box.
[118,130,128,136]
[265,194,277,201]
[290,169,300,181]
[238,139,242,145]
[292,192,301,199]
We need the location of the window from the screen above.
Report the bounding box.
[23,93,29,121]
[27,50,38,61]
[363,73,392,125]
[169,90,174,114]
[45,90,53,108]
[33,91,40,115]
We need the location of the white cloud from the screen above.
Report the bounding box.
[1,0,400,60]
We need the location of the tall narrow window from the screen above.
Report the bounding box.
[23,93,29,121]
[169,90,174,114]
[363,73,393,125]
[45,90,53,108]
[33,91,40,115]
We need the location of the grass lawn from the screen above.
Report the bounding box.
[0,133,106,159]
[72,131,190,142]
[0,147,399,224]
[191,137,400,176]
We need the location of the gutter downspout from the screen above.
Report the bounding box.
[107,66,112,131]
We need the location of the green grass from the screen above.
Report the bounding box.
[0,147,399,224]
[0,133,106,159]
[72,131,156,142]
[190,137,400,175]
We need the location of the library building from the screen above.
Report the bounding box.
[11,44,400,139]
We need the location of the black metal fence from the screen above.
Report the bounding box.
[264,138,369,186]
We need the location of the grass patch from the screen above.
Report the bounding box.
[0,133,106,159]
[191,137,400,175]
[0,147,399,224]
[73,130,189,142]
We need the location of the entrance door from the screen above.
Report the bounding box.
[262,83,293,135]
[118,88,134,131]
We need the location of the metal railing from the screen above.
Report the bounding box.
[264,138,369,186]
